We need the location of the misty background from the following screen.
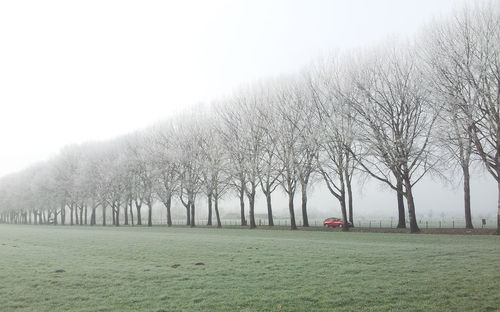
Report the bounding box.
[0,0,496,221]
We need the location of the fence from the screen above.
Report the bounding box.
[154,217,496,229]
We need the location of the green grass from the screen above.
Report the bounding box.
[0,225,499,312]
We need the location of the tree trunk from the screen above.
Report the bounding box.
[463,165,473,229]
[70,205,74,226]
[288,192,297,230]
[239,188,247,226]
[60,204,66,225]
[340,196,349,232]
[248,189,256,229]
[166,195,172,227]
[301,181,309,227]
[91,206,96,225]
[497,179,500,235]
[396,178,406,228]
[404,177,420,233]
[124,201,129,225]
[75,205,79,225]
[190,201,195,227]
[147,203,152,227]
[115,203,120,226]
[186,202,191,226]
[346,175,354,225]
[79,205,83,225]
[84,204,87,225]
[214,196,221,228]
[129,200,134,226]
[112,204,116,226]
[102,205,106,226]
[266,192,274,226]
[207,193,212,226]
[136,204,142,225]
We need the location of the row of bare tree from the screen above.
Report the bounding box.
[0,3,498,233]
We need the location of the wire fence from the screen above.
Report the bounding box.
[155,217,496,229]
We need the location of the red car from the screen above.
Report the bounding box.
[323,217,352,228]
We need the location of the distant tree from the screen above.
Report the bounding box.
[307,58,359,230]
[78,145,104,226]
[175,112,204,227]
[256,92,282,227]
[234,86,267,229]
[216,100,248,226]
[126,134,157,227]
[52,145,82,226]
[151,122,180,227]
[270,76,308,230]
[199,111,232,227]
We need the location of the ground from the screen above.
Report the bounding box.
[0,225,498,312]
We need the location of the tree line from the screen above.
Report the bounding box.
[0,2,498,233]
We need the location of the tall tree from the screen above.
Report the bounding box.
[175,112,204,227]
[152,123,179,227]
[347,43,439,233]
[308,58,358,230]
[424,2,500,232]
[216,100,248,226]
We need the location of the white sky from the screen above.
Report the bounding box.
[0,0,495,219]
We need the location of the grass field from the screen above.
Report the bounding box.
[0,225,499,312]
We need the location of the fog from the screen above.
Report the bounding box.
[0,0,496,221]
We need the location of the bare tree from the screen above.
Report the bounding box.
[199,111,232,227]
[126,133,157,227]
[295,74,322,228]
[256,101,282,227]
[175,112,204,227]
[52,145,84,226]
[307,58,359,230]
[424,2,500,232]
[270,77,309,230]
[216,100,248,226]
[237,87,267,229]
[75,144,104,226]
[151,122,180,227]
[347,43,439,233]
